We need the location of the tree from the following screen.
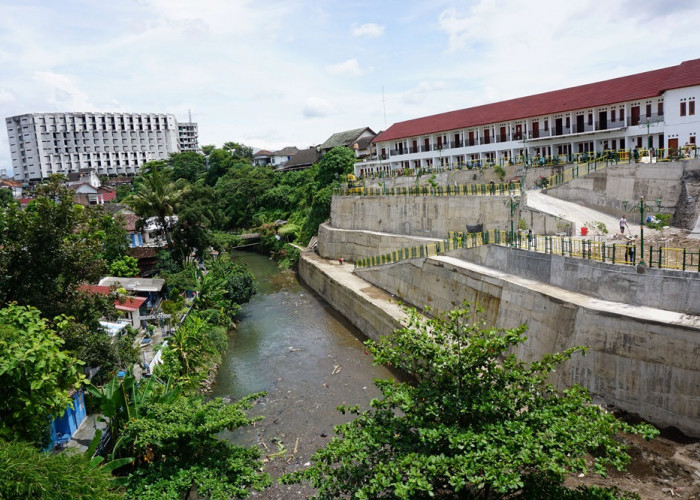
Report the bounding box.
[282,303,658,499]
[222,141,254,161]
[0,188,14,208]
[0,440,124,499]
[0,176,109,319]
[121,395,270,499]
[0,304,85,445]
[169,151,206,183]
[124,162,188,251]
[109,256,140,277]
[315,146,356,187]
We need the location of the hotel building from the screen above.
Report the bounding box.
[359,59,700,177]
[6,112,199,182]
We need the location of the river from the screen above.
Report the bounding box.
[212,251,395,497]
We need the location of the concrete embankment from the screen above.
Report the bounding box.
[298,251,407,343]
[300,249,700,436]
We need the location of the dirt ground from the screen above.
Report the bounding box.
[567,426,700,499]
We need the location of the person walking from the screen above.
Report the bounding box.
[619,216,629,234]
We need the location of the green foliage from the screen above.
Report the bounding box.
[86,371,180,446]
[315,146,356,187]
[282,303,658,499]
[0,175,108,320]
[156,313,227,386]
[115,184,133,203]
[518,217,528,230]
[0,188,16,207]
[216,164,275,227]
[494,163,506,181]
[303,185,333,239]
[0,440,124,499]
[168,151,207,183]
[109,256,140,277]
[122,395,270,499]
[646,213,672,229]
[124,162,189,250]
[210,230,243,252]
[0,304,85,445]
[197,254,256,325]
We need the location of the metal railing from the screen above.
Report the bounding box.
[335,182,521,197]
[354,230,508,269]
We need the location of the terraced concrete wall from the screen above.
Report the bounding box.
[456,245,700,315]
[351,255,700,435]
[316,223,442,261]
[548,161,699,223]
[330,195,516,238]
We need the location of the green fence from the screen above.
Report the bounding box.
[510,233,700,271]
[336,182,521,197]
[354,230,508,269]
[355,229,700,273]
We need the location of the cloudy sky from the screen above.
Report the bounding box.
[1,0,700,175]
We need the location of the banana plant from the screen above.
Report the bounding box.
[86,369,180,446]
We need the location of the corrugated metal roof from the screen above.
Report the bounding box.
[374,58,700,143]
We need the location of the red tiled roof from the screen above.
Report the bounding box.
[79,284,111,294]
[79,284,147,311]
[374,58,700,143]
[114,295,147,312]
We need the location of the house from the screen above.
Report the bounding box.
[48,390,87,450]
[271,146,299,169]
[319,127,377,156]
[80,284,150,329]
[359,58,700,178]
[97,277,165,311]
[253,149,273,167]
[69,183,117,205]
[280,147,321,171]
[0,179,22,198]
[67,169,100,189]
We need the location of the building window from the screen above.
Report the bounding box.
[690,136,696,145]
[620,108,625,121]
[658,102,664,116]
[690,99,696,116]
[681,102,686,117]
[544,120,548,131]
[646,104,652,117]
[611,109,616,122]
[587,113,592,126]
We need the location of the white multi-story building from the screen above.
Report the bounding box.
[359,58,700,177]
[5,112,199,182]
[177,122,199,152]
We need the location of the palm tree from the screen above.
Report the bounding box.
[124,162,188,251]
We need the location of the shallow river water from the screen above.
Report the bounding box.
[212,251,394,497]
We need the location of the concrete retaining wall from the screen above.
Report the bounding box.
[548,161,700,224]
[353,255,700,435]
[317,223,442,261]
[456,245,700,315]
[330,194,517,239]
[298,252,405,343]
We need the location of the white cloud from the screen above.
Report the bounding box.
[32,71,95,111]
[0,89,15,104]
[352,23,384,38]
[326,59,363,77]
[303,97,334,118]
[403,81,447,105]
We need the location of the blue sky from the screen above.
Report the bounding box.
[1,0,700,175]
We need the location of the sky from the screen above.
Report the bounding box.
[1,0,700,175]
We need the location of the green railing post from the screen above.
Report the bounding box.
[683,248,687,271]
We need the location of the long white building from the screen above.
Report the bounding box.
[359,58,700,177]
[5,112,199,182]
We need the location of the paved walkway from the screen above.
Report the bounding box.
[525,189,662,240]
